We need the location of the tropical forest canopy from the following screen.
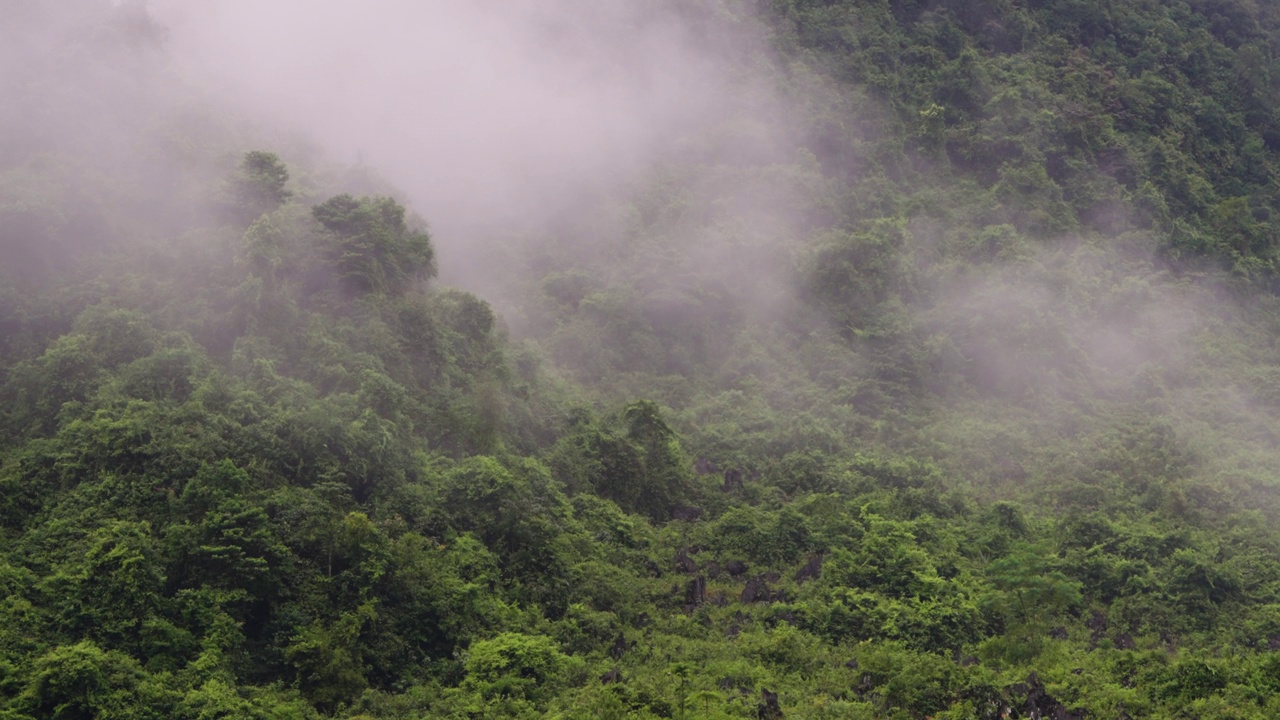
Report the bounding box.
[5,0,1280,718]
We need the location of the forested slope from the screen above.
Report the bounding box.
[5,1,1280,718]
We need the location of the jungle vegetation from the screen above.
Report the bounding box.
[4,0,1280,718]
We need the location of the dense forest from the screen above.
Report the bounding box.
[6,0,1280,717]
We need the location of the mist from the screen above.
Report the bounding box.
[149,0,783,295]
[10,0,1271,508]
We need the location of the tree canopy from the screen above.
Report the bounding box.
[6,0,1280,718]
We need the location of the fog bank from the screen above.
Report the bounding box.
[151,1,761,288]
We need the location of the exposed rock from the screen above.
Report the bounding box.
[600,667,623,684]
[794,553,824,584]
[758,688,783,720]
[672,505,703,522]
[685,576,707,609]
[726,560,749,577]
[1087,610,1108,645]
[695,457,719,475]
[723,468,744,492]
[675,547,698,574]
[741,575,772,603]
[610,633,630,660]
[766,609,796,627]
[1009,672,1086,720]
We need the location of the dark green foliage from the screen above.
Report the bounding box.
[547,402,693,520]
[10,1,1280,718]
[285,602,375,711]
[312,194,436,296]
[16,641,163,720]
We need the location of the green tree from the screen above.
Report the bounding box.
[17,641,168,720]
[462,632,574,703]
[285,602,377,713]
[312,195,436,296]
[46,521,165,649]
[227,151,291,221]
[983,548,1083,660]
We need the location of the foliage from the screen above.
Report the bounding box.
[8,0,1280,718]
[311,194,436,296]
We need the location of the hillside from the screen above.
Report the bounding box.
[4,1,1280,718]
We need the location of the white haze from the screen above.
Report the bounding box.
[11,0,1280,511]
[150,0,759,290]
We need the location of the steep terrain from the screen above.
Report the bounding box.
[5,1,1280,718]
